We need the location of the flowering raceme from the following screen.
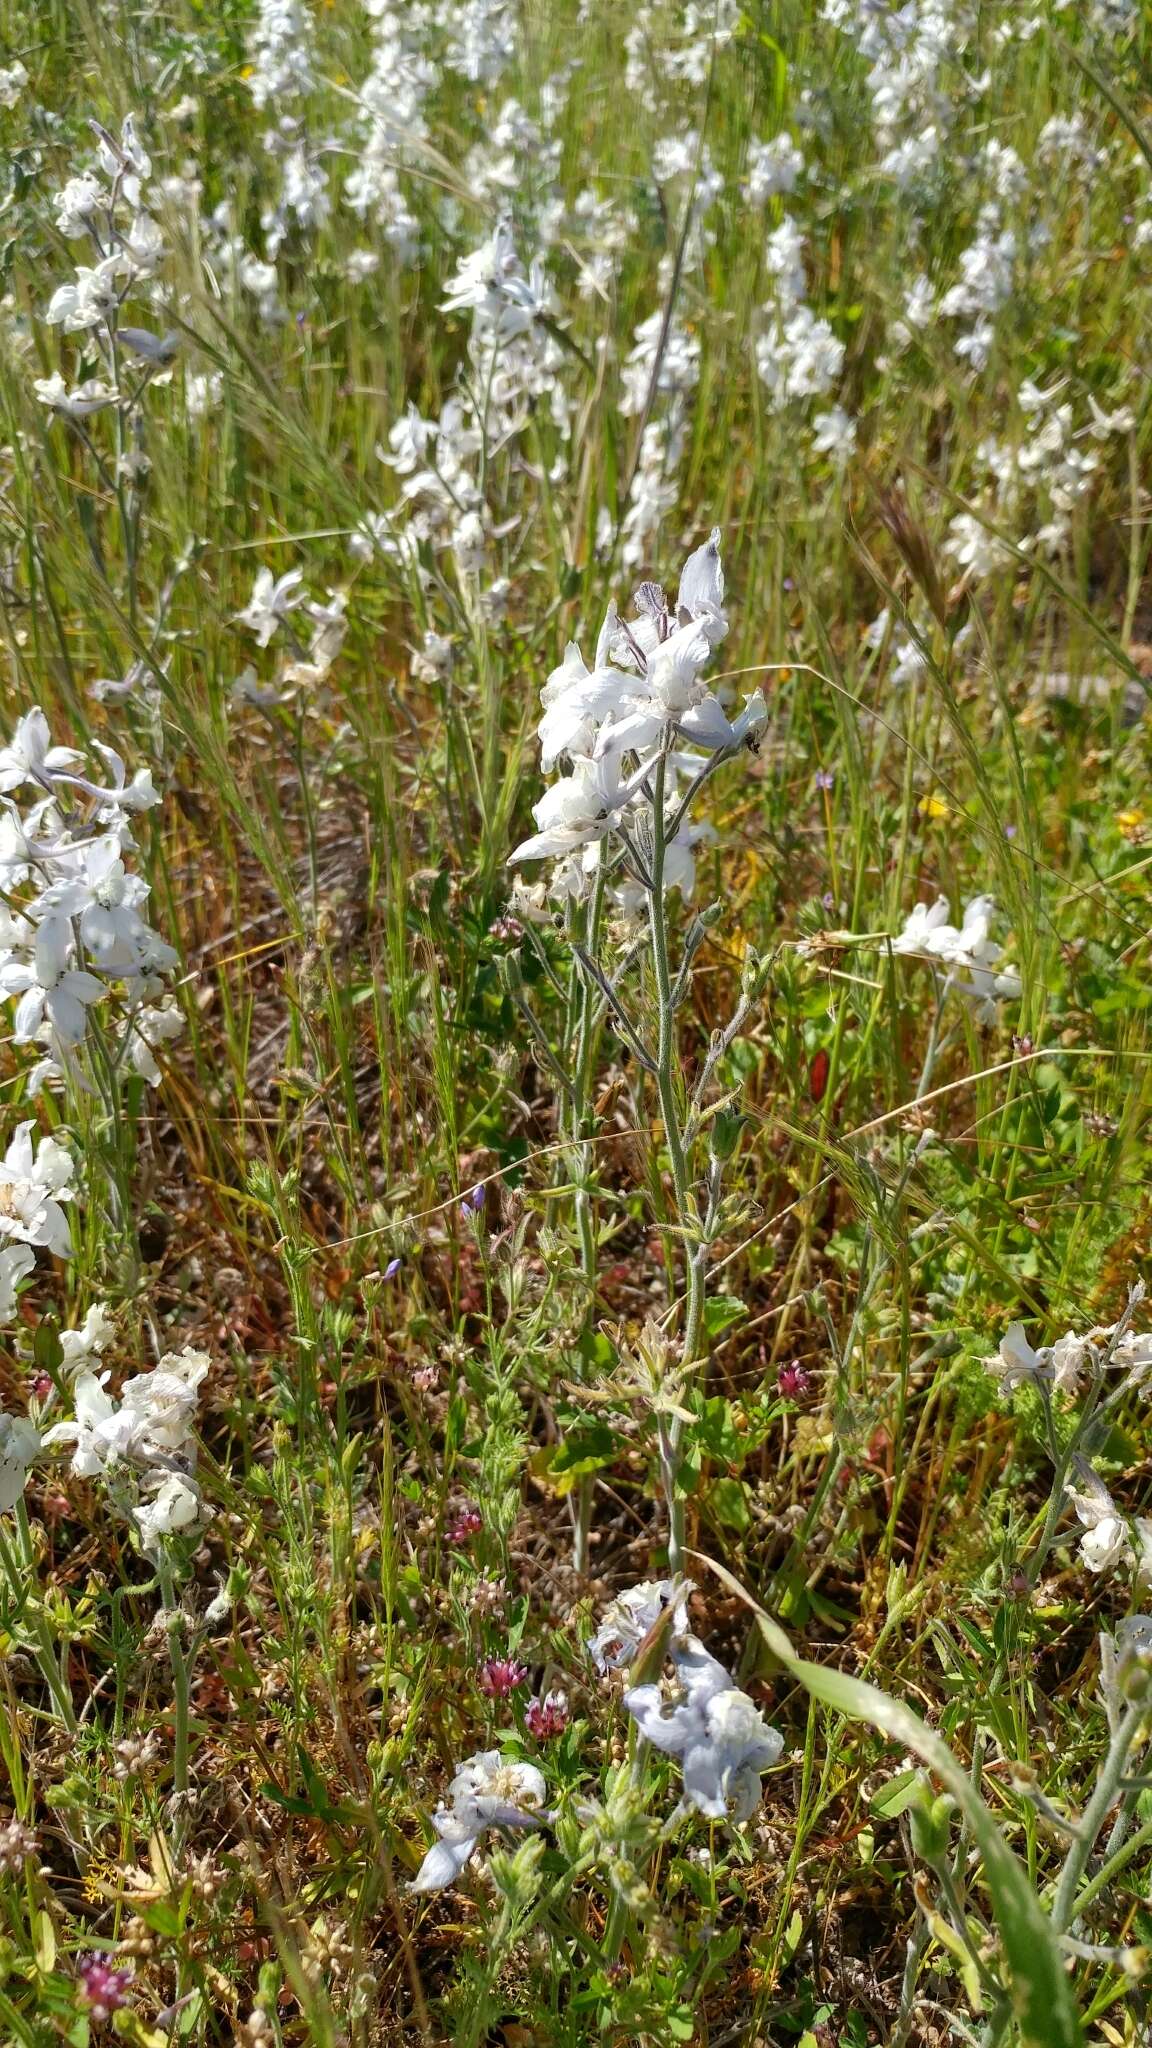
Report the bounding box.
[510,531,766,906]
[0,708,178,1083]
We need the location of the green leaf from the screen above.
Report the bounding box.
[703,1294,747,1339]
[691,1551,1084,2048]
[706,1476,751,1533]
[869,1768,925,1820]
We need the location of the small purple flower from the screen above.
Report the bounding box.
[447,1503,483,1544]
[814,768,835,792]
[478,1654,528,1700]
[525,1689,569,1740]
[783,577,794,591]
[778,1361,811,1400]
[1004,822,1016,839]
[77,1955,133,2023]
[821,891,835,911]
[383,1256,402,1280]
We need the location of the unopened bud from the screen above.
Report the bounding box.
[497,950,524,996]
[709,1110,746,1164]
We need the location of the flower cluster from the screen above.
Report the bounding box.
[42,1345,211,1554]
[589,1579,783,1824]
[893,895,1021,1019]
[0,709,178,1080]
[39,113,172,431]
[510,531,765,910]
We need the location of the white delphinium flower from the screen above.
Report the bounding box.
[235,566,307,646]
[620,310,700,416]
[246,0,315,110]
[133,1470,203,1553]
[0,1243,35,1323]
[588,1578,693,1674]
[440,220,556,343]
[764,215,807,307]
[0,1123,76,1258]
[624,1635,783,1821]
[34,374,120,420]
[123,1000,184,1085]
[983,1322,1046,1392]
[1066,1463,1139,1577]
[0,1412,40,1514]
[811,406,857,464]
[44,1346,208,1479]
[59,1303,115,1377]
[893,895,1020,1016]
[185,371,224,422]
[745,132,804,202]
[0,61,28,109]
[945,511,1012,580]
[508,753,652,866]
[410,1750,548,1893]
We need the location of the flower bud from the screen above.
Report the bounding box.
[497,950,524,996]
[908,1783,954,1865]
[709,1110,746,1164]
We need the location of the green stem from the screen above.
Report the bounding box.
[1051,1701,1146,1934]
[158,1551,192,1853]
[645,739,706,1574]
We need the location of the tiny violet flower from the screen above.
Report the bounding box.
[525,1690,569,1740]
[447,1503,483,1544]
[77,1954,134,2023]
[383,1255,402,1280]
[778,1361,810,1398]
[478,1654,528,1699]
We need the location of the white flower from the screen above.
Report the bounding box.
[0,1122,76,1258]
[43,1346,208,1479]
[0,710,84,795]
[133,1470,204,1553]
[59,1303,115,1377]
[0,1411,39,1513]
[587,1578,693,1674]
[0,1243,34,1323]
[1067,1464,1130,1576]
[234,566,307,646]
[745,133,804,203]
[508,752,651,865]
[124,1000,184,1085]
[0,916,108,1046]
[54,173,108,238]
[984,1322,1045,1391]
[624,1635,783,1820]
[410,1750,549,1893]
[34,373,120,419]
[0,61,28,109]
[811,406,857,464]
[45,257,126,332]
[43,1372,143,1477]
